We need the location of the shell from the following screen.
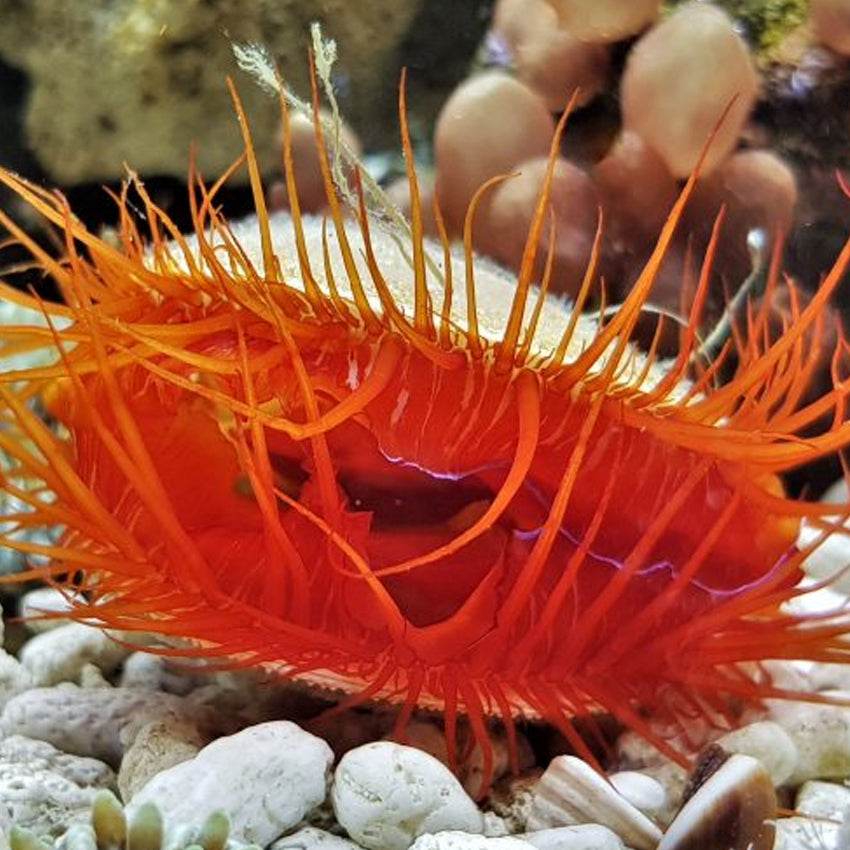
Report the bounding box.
[526,755,662,850]
[658,751,776,850]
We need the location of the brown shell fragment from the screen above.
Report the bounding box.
[658,751,777,850]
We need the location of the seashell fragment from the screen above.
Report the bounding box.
[658,750,776,850]
[526,756,662,850]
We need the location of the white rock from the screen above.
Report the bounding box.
[795,779,850,821]
[0,762,96,836]
[126,721,332,847]
[120,651,207,696]
[0,735,115,788]
[119,652,168,690]
[19,587,85,632]
[607,772,666,821]
[482,813,510,838]
[0,685,191,764]
[409,833,534,850]
[757,660,816,694]
[612,730,686,823]
[806,662,850,693]
[774,816,843,850]
[332,742,484,850]
[0,736,115,836]
[271,827,364,850]
[78,663,112,689]
[18,623,129,686]
[0,650,32,713]
[768,699,850,784]
[715,721,798,786]
[522,825,625,850]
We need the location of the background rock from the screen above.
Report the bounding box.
[0,0,490,184]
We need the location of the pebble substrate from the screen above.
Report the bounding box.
[2,500,850,850]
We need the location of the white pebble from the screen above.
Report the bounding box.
[0,650,32,713]
[715,721,798,786]
[0,735,114,790]
[19,622,129,686]
[121,651,208,696]
[0,762,96,836]
[758,660,815,694]
[768,699,850,784]
[271,826,363,850]
[522,825,625,850]
[774,816,843,850]
[482,812,510,838]
[0,685,191,764]
[79,663,113,689]
[0,735,115,836]
[796,779,850,821]
[119,652,168,690]
[806,662,850,693]
[409,833,534,850]
[607,772,666,821]
[127,721,332,847]
[19,587,86,632]
[332,742,484,850]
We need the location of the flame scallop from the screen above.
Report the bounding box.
[1,60,850,790]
